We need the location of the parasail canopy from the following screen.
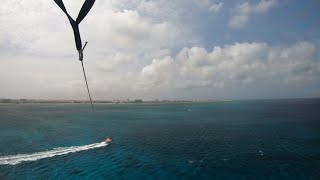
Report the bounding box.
[54,0,96,61]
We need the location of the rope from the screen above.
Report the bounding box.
[80,42,94,112]
[81,61,94,112]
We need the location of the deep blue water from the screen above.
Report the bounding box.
[0,99,320,179]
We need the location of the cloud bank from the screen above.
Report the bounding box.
[1,41,318,100]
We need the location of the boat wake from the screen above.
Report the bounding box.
[0,142,107,165]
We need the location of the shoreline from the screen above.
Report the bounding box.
[1,97,320,105]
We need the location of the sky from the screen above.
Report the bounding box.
[0,0,320,101]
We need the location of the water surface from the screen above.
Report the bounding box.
[0,99,320,179]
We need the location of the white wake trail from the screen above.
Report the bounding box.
[0,142,107,165]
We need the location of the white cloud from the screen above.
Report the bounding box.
[254,0,278,13]
[140,56,175,87]
[209,2,223,13]
[134,41,319,96]
[229,0,277,28]
[86,9,178,52]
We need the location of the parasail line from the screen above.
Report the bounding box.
[80,42,94,112]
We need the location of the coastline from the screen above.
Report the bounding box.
[0,98,229,105]
[1,97,319,105]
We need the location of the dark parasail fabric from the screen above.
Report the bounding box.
[54,0,95,51]
[76,0,96,24]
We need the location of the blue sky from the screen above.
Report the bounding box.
[0,0,319,100]
[179,0,320,47]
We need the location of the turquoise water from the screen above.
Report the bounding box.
[0,99,320,179]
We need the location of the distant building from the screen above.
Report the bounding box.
[19,99,27,103]
[134,99,143,103]
[0,99,12,103]
[113,99,120,104]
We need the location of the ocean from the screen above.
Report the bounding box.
[0,99,320,179]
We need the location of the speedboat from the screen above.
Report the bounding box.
[105,138,112,143]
